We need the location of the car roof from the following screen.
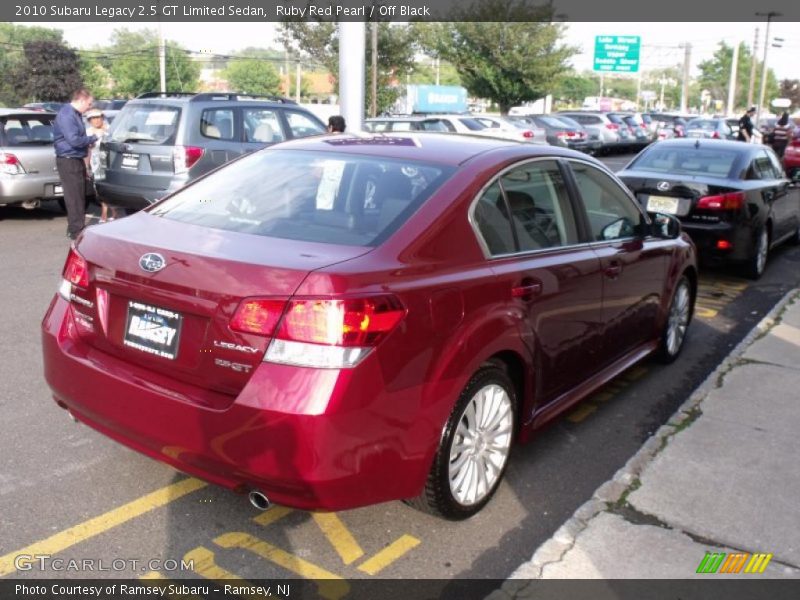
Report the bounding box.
[0,108,55,117]
[263,131,543,165]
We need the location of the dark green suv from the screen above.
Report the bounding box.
[96,92,326,210]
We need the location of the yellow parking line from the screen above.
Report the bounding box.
[312,512,365,565]
[695,306,719,319]
[623,366,649,382]
[357,535,421,576]
[0,478,207,577]
[253,506,294,527]
[591,391,616,403]
[567,403,597,423]
[214,533,348,600]
[183,547,277,600]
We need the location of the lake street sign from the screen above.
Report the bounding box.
[594,35,641,73]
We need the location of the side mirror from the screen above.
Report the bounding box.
[651,213,681,239]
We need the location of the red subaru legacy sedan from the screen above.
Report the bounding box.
[42,133,696,519]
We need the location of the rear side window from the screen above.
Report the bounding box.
[151,149,455,246]
[243,108,284,143]
[284,110,325,139]
[109,104,180,145]
[1,115,54,146]
[201,108,235,141]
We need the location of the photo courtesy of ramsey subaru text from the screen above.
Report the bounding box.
[42,133,697,519]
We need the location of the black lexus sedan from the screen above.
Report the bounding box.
[617,139,800,278]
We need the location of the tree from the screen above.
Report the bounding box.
[79,56,113,99]
[104,28,199,97]
[280,19,417,115]
[697,41,779,111]
[414,2,577,114]
[778,79,800,111]
[11,40,83,103]
[0,23,64,106]
[224,59,282,96]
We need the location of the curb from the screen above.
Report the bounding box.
[506,288,800,580]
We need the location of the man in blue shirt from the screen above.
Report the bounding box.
[53,88,97,240]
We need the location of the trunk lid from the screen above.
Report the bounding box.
[68,213,372,403]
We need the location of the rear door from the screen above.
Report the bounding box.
[567,160,670,364]
[472,159,604,404]
[103,103,181,194]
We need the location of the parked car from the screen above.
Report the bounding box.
[783,127,800,178]
[0,108,64,210]
[471,114,548,144]
[42,133,697,519]
[515,115,589,152]
[550,115,602,154]
[22,102,65,113]
[364,116,445,132]
[685,118,736,140]
[96,92,327,211]
[617,139,800,278]
[651,114,693,140]
[604,112,639,149]
[725,117,741,138]
[616,113,651,149]
[556,111,626,154]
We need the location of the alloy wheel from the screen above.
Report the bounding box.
[666,281,691,356]
[448,383,514,506]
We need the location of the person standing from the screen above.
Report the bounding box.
[770,112,792,159]
[84,108,117,223]
[737,106,756,143]
[53,88,97,240]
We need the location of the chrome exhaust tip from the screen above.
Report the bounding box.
[248,490,271,511]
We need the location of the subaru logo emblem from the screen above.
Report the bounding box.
[139,253,166,273]
[657,181,671,191]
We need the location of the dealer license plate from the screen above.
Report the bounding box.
[123,301,182,360]
[647,195,680,215]
[121,153,140,169]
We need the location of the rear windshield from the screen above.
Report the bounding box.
[458,118,486,131]
[606,114,626,125]
[151,149,455,246]
[630,146,739,178]
[1,115,54,146]
[537,116,568,128]
[109,104,180,145]
[687,120,717,130]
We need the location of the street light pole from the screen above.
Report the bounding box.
[755,11,781,129]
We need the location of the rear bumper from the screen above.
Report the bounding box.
[95,181,168,210]
[0,174,62,205]
[41,295,435,510]
[681,220,753,263]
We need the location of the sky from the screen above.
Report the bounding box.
[19,20,800,82]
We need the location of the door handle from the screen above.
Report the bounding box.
[604,263,622,278]
[512,282,542,299]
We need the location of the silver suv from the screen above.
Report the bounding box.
[96,92,327,210]
[0,109,63,210]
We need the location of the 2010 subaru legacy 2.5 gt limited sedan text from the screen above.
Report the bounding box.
[42,133,697,519]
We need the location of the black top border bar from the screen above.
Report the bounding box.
[4,0,800,22]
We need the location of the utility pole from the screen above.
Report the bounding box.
[747,27,759,108]
[338,22,365,132]
[756,11,781,127]
[158,23,166,94]
[680,43,691,113]
[370,20,378,118]
[726,42,740,116]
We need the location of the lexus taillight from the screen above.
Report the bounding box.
[696,192,745,211]
[264,296,406,369]
[58,248,89,301]
[173,146,204,174]
[0,152,25,175]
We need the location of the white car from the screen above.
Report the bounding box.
[472,115,548,145]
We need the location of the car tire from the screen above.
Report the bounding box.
[745,226,769,280]
[405,366,516,520]
[656,275,693,363]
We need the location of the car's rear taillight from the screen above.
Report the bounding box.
[58,248,89,301]
[606,123,619,131]
[696,192,745,211]
[265,296,406,369]
[173,146,204,174]
[711,131,720,139]
[0,152,26,175]
[522,130,534,139]
[230,298,286,336]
